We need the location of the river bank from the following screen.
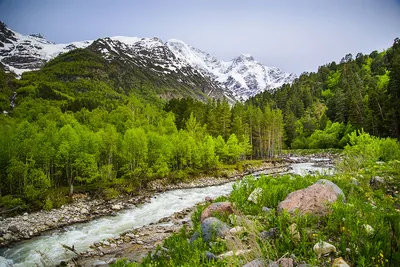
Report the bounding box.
[0,161,289,248]
[72,206,196,266]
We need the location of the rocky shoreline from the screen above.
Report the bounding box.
[0,161,289,248]
[70,207,196,266]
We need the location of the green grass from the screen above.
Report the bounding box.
[112,159,400,267]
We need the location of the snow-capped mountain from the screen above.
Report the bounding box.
[167,39,296,100]
[0,22,91,76]
[0,21,296,101]
[86,36,237,102]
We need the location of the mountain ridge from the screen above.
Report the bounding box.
[0,21,296,101]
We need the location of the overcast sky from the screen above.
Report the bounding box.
[1,0,399,74]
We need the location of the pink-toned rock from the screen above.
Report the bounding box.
[277,258,294,267]
[277,183,341,216]
[200,202,234,222]
[205,196,215,202]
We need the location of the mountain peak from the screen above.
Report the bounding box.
[29,33,45,39]
[236,53,254,61]
[0,24,296,101]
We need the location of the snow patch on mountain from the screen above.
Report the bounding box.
[0,22,295,101]
[166,40,296,100]
[0,22,91,73]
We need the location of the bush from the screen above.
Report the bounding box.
[0,195,27,216]
[104,187,120,200]
[339,130,400,172]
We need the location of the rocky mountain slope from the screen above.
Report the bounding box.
[0,21,296,101]
[167,39,297,100]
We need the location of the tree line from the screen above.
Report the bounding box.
[248,38,400,147]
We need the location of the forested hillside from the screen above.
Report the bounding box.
[0,46,283,212]
[247,38,400,147]
[0,38,399,213]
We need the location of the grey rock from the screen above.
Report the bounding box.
[267,262,279,267]
[189,231,200,244]
[8,225,19,233]
[243,259,266,267]
[262,207,272,213]
[315,179,345,200]
[203,251,218,261]
[259,227,279,240]
[277,258,294,267]
[201,217,230,242]
[3,233,13,241]
[152,246,170,260]
[370,176,385,189]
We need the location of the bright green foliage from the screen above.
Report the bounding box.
[248,38,400,146]
[339,130,400,172]
[133,135,400,266]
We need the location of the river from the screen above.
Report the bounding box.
[0,160,333,267]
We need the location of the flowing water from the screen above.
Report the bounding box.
[0,160,333,267]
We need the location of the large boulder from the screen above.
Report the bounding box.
[315,179,345,200]
[200,202,234,222]
[201,217,230,242]
[277,180,344,216]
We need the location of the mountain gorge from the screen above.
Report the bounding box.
[0,21,296,102]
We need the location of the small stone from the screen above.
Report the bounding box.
[111,204,123,210]
[189,231,200,244]
[107,258,118,264]
[81,208,89,214]
[110,243,117,248]
[23,213,28,216]
[313,241,336,256]
[102,241,110,246]
[332,257,350,267]
[200,202,234,222]
[136,240,144,245]
[205,196,215,202]
[8,225,19,233]
[229,226,244,234]
[277,258,294,267]
[3,233,13,241]
[259,227,279,240]
[262,207,272,213]
[243,259,266,267]
[203,251,218,261]
[218,249,251,259]
[267,262,279,267]
[374,176,385,183]
[248,188,263,204]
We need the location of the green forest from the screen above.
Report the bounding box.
[0,38,399,213]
